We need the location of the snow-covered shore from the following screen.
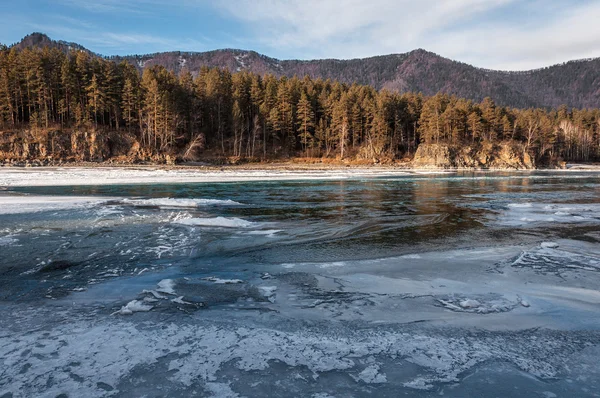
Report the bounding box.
[2,165,600,187]
[0,166,428,187]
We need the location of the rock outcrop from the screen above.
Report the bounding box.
[412,144,454,168]
[413,142,535,169]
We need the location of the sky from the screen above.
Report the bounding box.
[1,0,600,71]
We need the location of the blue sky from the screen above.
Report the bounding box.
[2,0,600,70]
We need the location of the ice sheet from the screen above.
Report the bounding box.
[121,198,242,208]
[174,217,255,228]
[0,167,414,186]
[0,195,116,215]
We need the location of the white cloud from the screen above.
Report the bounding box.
[16,0,600,70]
[429,1,600,70]
[26,21,204,54]
[213,0,514,58]
[212,0,600,70]
[55,0,164,14]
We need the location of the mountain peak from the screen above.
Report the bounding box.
[12,32,90,54]
[15,32,52,48]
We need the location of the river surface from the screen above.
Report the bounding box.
[1,170,600,397]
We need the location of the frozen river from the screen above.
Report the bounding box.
[1,170,600,397]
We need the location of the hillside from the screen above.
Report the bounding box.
[119,49,600,109]
[10,33,600,109]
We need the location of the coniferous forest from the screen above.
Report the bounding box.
[1,45,599,166]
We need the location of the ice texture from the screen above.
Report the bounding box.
[174,217,255,228]
[112,300,154,315]
[121,198,242,208]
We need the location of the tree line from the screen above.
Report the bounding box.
[1,45,599,163]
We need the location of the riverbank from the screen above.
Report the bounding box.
[1,163,599,187]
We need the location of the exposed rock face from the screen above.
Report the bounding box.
[412,144,454,168]
[489,143,534,169]
[413,142,535,169]
[1,128,537,169]
[0,129,141,164]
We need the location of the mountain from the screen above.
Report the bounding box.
[12,33,600,109]
[11,32,91,54]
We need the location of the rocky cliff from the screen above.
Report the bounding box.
[0,129,177,166]
[413,142,535,169]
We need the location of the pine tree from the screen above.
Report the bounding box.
[467,111,483,144]
[122,78,136,133]
[86,74,102,128]
[296,91,314,153]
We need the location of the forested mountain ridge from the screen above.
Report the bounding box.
[1,33,599,168]
[9,33,600,109]
[8,33,91,55]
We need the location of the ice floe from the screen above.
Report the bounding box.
[497,202,600,226]
[112,300,154,315]
[174,217,255,228]
[510,244,600,273]
[0,195,116,215]
[353,364,387,384]
[121,197,242,208]
[157,279,177,295]
[437,295,522,314]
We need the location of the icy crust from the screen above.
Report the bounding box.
[497,202,600,226]
[112,300,153,315]
[509,243,600,274]
[0,312,598,398]
[120,197,243,208]
[3,168,600,188]
[437,294,528,314]
[0,167,415,187]
[173,216,255,228]
[0,195,116,215]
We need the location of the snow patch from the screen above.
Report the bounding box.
[112,300,153,315]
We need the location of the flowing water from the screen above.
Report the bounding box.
[1,171,600,397]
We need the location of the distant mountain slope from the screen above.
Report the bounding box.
[11,32,91,54]
[12,33,600,109]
